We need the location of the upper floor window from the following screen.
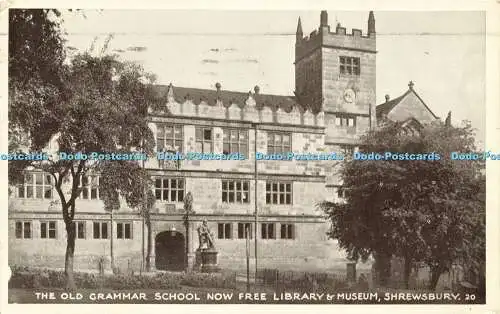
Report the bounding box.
[154,177,185,202]
[41,221,57,239]
[335,114,356,128]
[222,180,250,204]
[266,182,292,205]
[340,145,356,156]
[80,175,100,200]
[222,129,248,156]
[195,127,213,153]
[15,221,32,239]
[17,172,52,199]
[157,124,183,152]
[267,132,291,154]
[339,56,360,75]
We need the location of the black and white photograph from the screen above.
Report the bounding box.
[3,2,498,310]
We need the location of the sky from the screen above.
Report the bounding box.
[59,10,486,143]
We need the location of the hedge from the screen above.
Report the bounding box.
[9,266,236,290]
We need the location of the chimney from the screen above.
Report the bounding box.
[215,82,221,92]
[385,95,390,103]
[445,111,452,127]
[368,11,375,35]
[408,81,414,90]
[254,85,260,95]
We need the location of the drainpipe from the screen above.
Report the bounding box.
[253,123,258,279]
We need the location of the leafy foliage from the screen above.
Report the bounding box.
[8,9,166,288]
[319,120,485,290]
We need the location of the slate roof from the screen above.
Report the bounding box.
[376,88,438,120]
[152,84,307,113]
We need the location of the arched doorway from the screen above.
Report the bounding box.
[155,231,185,271]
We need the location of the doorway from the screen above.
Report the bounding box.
[155,231,185,271]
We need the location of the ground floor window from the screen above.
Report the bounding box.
[15,221,31,239]
[218,223,232,239]
[117,222,132,239]
[93,222,109,239]
[41,221,57,239]
[280,223,295,239]
[238,222,253,239]
[261,223,276,239]
[75,221,86,239]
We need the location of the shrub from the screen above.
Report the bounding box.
[8,266,182,290]
[180,272,237,289]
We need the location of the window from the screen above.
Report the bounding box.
[335,115,356,128]
[267,132,291,154]
[41,221,57,239]
[195,127,213,153]
[261,223,275,239]
[266,182,292,205]
[222,129,248,156]
[339,56,360,75]
[80,175,100,200]
[222,180,250,203]
[93,222,109,239]
[17,172,52,199]
[238,223,253,239]
[75,221,86,239]
[218,223,232,239]
[157,124,183,152]
[337,187,350,199]
[280,224,295,239]
[117,222,132,239]
[154,178,185,202]
[15,221,31,239]
[340,145,356,156]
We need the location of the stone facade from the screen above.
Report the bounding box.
[8,11,381,273]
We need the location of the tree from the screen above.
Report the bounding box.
[8,9,67,185]
[318,120,485,291]
[9,50,164,289]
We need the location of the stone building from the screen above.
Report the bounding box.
[9,11,404,273]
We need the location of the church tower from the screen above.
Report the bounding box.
[295,11,377,145]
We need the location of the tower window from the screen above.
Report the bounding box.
[335,114,356,128]
[339,56,360,76]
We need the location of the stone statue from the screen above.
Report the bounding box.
[197,219,215,249]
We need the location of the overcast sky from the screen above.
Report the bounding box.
[59,10,486,143]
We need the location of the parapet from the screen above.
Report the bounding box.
[150,84,325,128]
[296,25,376,61]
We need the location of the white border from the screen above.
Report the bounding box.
[1,1,499,314]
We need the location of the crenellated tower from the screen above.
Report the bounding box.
[295,11,377,145]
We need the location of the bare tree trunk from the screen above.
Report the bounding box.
[110,210,115,273]
[146,220,152,271]
[429,264,444,291]
[374,252,391,287]
[403,257,412,289]
[65,220,77,291]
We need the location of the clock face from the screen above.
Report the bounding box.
[343,89,356,103]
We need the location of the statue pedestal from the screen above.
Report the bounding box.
[195,248,220,273]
